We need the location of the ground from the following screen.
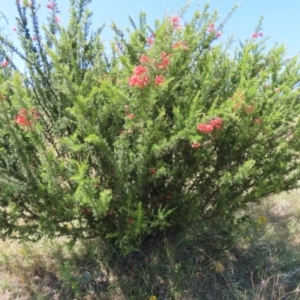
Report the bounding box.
[1,190,300,299]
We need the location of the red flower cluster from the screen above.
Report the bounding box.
[209,117,223,130]
[126,113,135,119]
[197,117,223,134]
[170,15,181,29]
[244,105,254,114]
[15,115,31,128]
[15,108,40,129]
[128,65,150,88]
[155,75,164,85]
[252,32,263,39]
[46,0,54,9]
[207,23,221,38]
[172,41,189,50]
[129,53,170,88]
[133,65,148,76]
[140,54,150,64]
[128,218,134,224]
[158,52,171,69]
[150,168,157,174]
[254,118,262,124]
[146,35,155,45]
[1,60,9,68]
[191,142,201,149]
[197,123,214,134]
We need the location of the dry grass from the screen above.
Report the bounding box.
[1,190,300,299]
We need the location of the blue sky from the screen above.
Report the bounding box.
[0,0,300,58]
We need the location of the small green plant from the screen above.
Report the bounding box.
[1,0,300,254]
[77,270,103,293]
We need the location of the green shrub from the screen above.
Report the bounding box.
[1,0,300,253]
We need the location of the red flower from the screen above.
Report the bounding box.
[155,75,164,85]
[254,118,262,124]
[157,52,170,69]
[47,1,54,9]
[207,23,215,33]
[233,101,242,110]
[146,37,154,45]
[215,31,222,38]
[33,113,41,120]
[81,207,92,215]
[197,123,214,134]
[15,115,32,128]
[129,65,150,88]
[18,108,28,116]
[209,117,223,130]
[244,105,254,114]
[252,32,263,39]
[128,218,134,224]
[1,60,9,68]
[128,74,149,88]
[150,168,157,174]
[140,54,150,64]
[191,142,201,149]
[29,108,41,120]
[14,108,40,129]
[172,41,189,50]
[133,65,148,76]
[170,15,181,29]
[207,23,221,38]
[126,113,135,119]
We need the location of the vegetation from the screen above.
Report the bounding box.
[1,1,300,297]
[1,192,300,299]
[1,0,300,254]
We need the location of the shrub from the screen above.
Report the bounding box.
[1,0,300,254]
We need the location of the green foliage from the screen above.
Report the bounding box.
[1,0,300,254]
